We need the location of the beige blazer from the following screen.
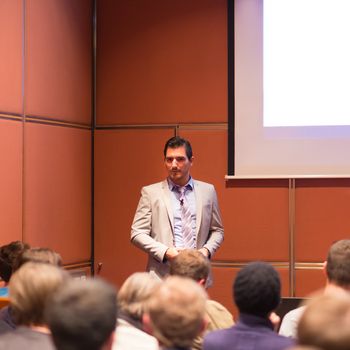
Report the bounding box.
[131,179,224,279]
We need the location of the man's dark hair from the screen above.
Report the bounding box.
[46,278,117,350]
[163,136,193,160]
[0,241,30,282]
[233,261,281,318]
[326,239,350,287]
[169,249,210,282]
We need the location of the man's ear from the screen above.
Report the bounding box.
[142,313,153,335]
[323,260,327,277]
[190,156,194,165]
[198,278,207,287]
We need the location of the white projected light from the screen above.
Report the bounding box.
[233,0,350,176]
[263,0,350,127]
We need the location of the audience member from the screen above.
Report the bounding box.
[0,262,68,349]
[46,278,117,350]
[297,292,350,350]
[14,247,62,270]
[169,249,234,349]
[203,261,294,350]
[0,241,30,294]
[279,239,350,338]
[0,246,62,330]
[113,272,160,350]
[0,319,11,335]
[144,276,207,350]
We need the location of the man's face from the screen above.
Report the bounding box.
[165,146,193,186]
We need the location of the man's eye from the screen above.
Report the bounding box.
[165,157,186,163]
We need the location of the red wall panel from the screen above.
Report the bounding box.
[25,0,92,124]
[295,269,325,297]
[23,123,91,264]
[0,120,23,245]
[94,128,174,286]
[97,0,227,124]
[0,0,23,114]
[295,179,350,262]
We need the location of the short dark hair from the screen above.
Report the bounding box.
[0,241,30,282]
[298,293,350,350]
[169,249,210,282]
[326,239,350,287]
[46,278,117,350]
[233,261,281,317]
[164,136,193,160]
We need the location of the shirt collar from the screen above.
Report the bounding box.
[167,176,194,192]
[238,313,274,330]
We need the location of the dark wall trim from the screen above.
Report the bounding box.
[0,113,23,122]
[227,0,235,175]
[95,123,226,130]
[25,116,92,130]
[91,0,97,276]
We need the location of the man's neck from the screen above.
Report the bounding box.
[168,176,191,188]
[325,282,350,294]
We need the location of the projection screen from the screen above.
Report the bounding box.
[230,0,350,177]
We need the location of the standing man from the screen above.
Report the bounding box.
[131,136,224,279]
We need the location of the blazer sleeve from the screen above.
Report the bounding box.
[202,186,224,257]
[130,186,169,262]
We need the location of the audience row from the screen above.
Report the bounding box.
[0,239,350,350]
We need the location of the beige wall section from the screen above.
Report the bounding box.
[25,0,92,124]
[97,0,227,124]
[0,120,23,245]
[23,123,91,264]
[94,128,174,286]
[0,0,23,114]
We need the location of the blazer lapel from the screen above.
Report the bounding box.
[161,180,174,232]
[194,180,202,237]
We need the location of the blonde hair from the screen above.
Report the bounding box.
[9,262,68,326]
[146,276,207,348]
[298,292,350,350]
[118,272,161,320]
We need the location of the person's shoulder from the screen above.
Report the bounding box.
[203,327,233,349]
[279,305,306,338]
[206,299,229,310]
[193,179,215,190]
[206,299,233,318]
[205,299,234,330]
[282,305,306,323]
[204,326,232,340]
[142,180,167,192]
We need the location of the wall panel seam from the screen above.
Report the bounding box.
[95,122,228,130]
